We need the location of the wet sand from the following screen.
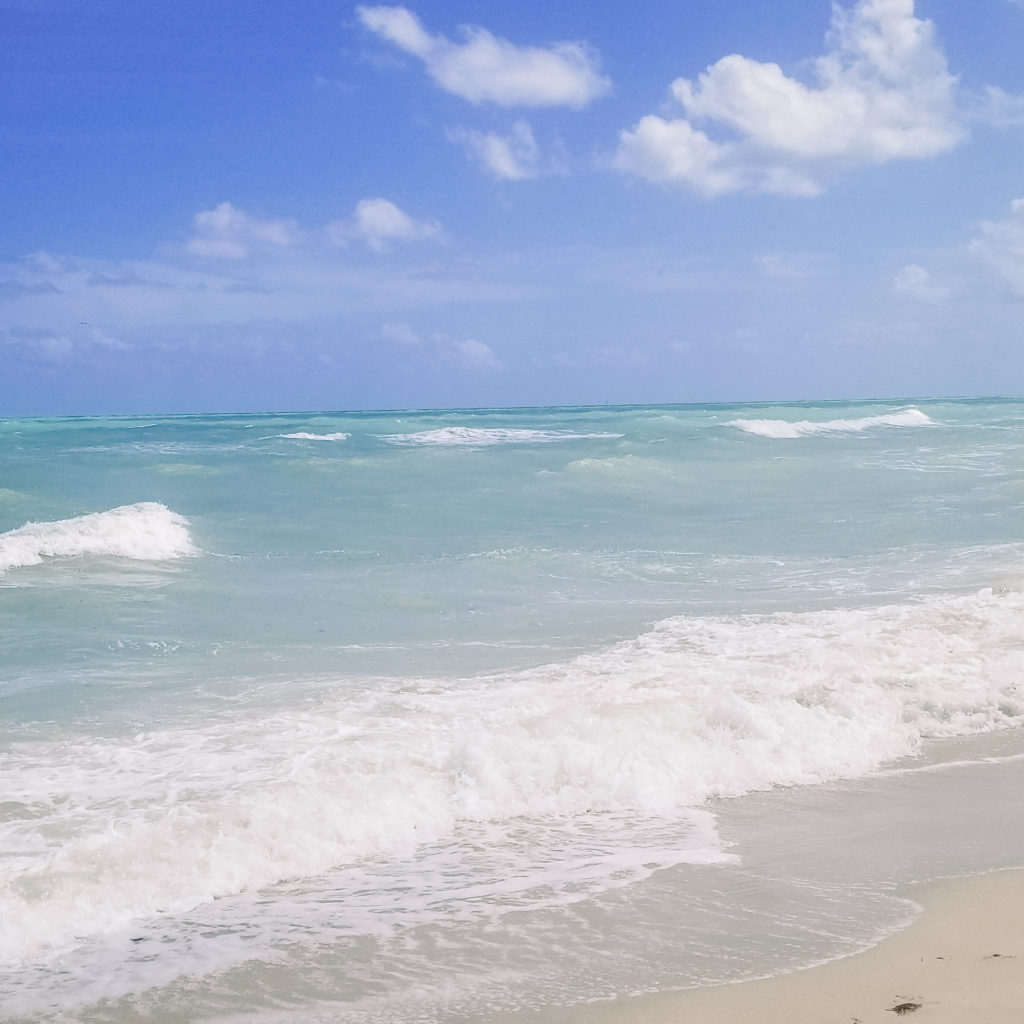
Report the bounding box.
[515,868,1024,1024]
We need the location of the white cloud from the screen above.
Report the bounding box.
[614,116,815,197]
[976,86,1024,128]
[615,0,963,196]
[381,321,421,344]
[453,337,502,370]
[758,254,812,279]
[186,199,440,256]
[357,5,610,108]
[893,263,948,302]
[970,198,1024,295]
[2,323,128,361]
[0,197,457,354]
[26,251,75,275]
[348,198,441,251]
[450,120,544,180]
[187,203,304,259]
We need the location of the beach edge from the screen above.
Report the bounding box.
[505,867,1024,1024]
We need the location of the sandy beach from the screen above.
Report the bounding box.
[509,868,1024,1024]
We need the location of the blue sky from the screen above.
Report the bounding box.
[4,0,1024,414]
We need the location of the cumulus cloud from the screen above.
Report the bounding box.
[450,120,545,180]
[893,263,948,302]
[357,5,610,107]
[187,203,304,259]
[614,0,963,196]
[187,199,440,257]
[347,197,441,251]
[970,198,1024,295]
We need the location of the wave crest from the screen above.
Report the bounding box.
[381,427,623,447]
[729,408,933,439]
[279,432,350,441]
[0,502,198,573]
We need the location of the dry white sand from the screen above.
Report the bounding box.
[511,868,1024,1023]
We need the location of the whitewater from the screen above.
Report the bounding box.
[3,398,1024,1023]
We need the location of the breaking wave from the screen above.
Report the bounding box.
[381,427,624,447]
[0,503,198,573]
[5,585,1024,964]
[729,408,933,439]
[279,432,351,441]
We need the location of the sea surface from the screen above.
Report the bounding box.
[3,398,1024,1022]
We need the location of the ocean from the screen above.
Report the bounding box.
[3,398,1024,1022]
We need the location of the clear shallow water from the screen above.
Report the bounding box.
[3,398,1024,1022]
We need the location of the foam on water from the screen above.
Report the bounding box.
[0,502,198,573]
[380,427,624,446]
[279,432,351,441]
[0,810,727,1015]
[729,407,933,438]
[566,454,676,484]
[4,585,1024,971]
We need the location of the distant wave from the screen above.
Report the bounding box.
[381,427,624,447]
[729,408,933,439]
[0,502,198,573]
[279,432,351,441]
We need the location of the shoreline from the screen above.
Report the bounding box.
[507,868,1024,1024]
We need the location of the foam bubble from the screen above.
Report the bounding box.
[0,502,198,573]
[729,408,933,438]
[381,427,624,447]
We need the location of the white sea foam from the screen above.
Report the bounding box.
[729,408,933,438]
[279,432,351,441]
[381,427,624,446]
[0,502,197,573]
[566,454,675,481]
[4,586,1024,968]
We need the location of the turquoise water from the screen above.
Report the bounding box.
[3,398,1024,1021]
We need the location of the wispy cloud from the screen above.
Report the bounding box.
[377,323,503,372]
[1,323,129,362]
[380,321,422,345]
[757,253,817,280]
[614,0,963,196]
[185,199,441,259]
[0,200,537,357]
[356,5,610,108]
[0,280,62,298]
[970,198,1024,295]
[186,203,304,260]
[453,337,502,370]
[974,85,1024,128]
[449,120,553,180]
[893,263,948,302]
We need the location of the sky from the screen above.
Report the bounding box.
[3,0,1024,415]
